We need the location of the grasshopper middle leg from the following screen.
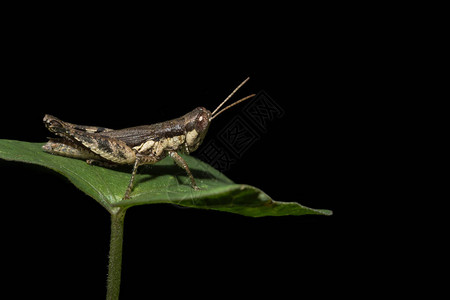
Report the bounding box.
[123,153,163,200]
[124,157,141,200]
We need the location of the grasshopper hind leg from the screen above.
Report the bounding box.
[43,138,116,168]
[43,138,103,161]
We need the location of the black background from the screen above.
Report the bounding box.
[0,7,365,299]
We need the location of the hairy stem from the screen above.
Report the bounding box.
[106,207,127,300]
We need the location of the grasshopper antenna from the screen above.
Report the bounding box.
[210,77,255,121]
[210,94,256,121]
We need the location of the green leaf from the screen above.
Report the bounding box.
[0,139,332,217]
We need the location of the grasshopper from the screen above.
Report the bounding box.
[43,77,255,200]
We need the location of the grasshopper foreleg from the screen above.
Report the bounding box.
[168,150,200,190]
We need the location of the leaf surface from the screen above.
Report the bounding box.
[0,139,332,217]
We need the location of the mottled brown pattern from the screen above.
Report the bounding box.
[42,77,254,200]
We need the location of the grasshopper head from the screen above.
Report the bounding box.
[184,107,212,152]
[185,107,212,132]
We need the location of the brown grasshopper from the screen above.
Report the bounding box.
[43,77,255,200]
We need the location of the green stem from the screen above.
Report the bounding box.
[106,207,127,300]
